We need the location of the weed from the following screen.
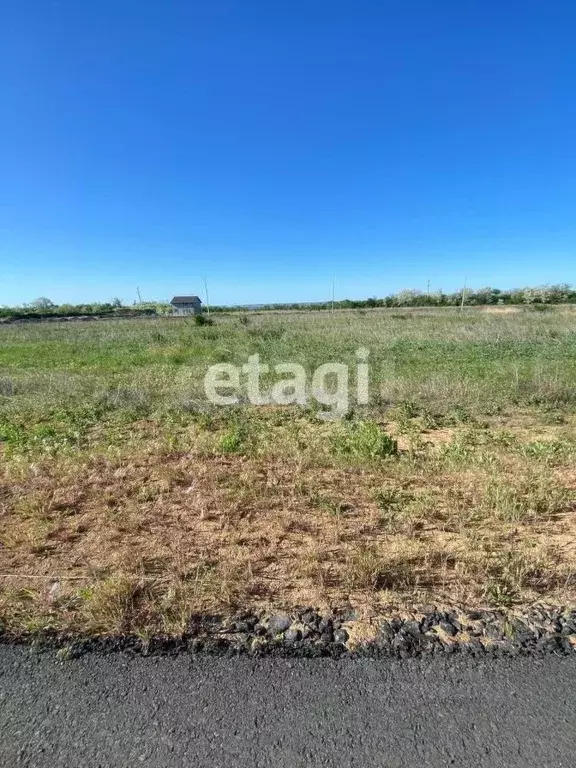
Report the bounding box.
[312,494,350,517]
[522,440,575,463]
[446,406,474,425]
[485,581,517,607]
[345,545,383,589]
[538,408,566,426]
[441,430,480,463]
[335,420,398,459]
[219,423,249,454]
[81,577,149,633]
[395,400,420,419]
[419,408,440,429]
[375,492,407,531]
[375,488,403,511]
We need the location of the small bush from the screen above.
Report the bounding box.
[195,314,214,326]
[335,420,398,459]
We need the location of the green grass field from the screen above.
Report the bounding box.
[1,306,575,635]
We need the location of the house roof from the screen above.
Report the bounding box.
[170,295,202,304]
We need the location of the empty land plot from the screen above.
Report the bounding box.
[0,306,575,635]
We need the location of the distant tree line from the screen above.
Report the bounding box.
[2,284,576,320]
[209,283,576,312]
[0,298,160,321]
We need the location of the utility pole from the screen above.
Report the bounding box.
[136,286,142,304]
[460,274,467,311]
[203,276,211,315]
[331,272,335,314]
[427,278,431,297]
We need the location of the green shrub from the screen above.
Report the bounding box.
[335,420,398,459]
[195,314,214,326]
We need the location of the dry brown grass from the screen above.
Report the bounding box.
[2,307,576,635]
[1,410,575,635]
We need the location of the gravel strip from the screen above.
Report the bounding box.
[1,605,575,659]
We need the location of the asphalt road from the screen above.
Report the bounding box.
[0,646,574,767]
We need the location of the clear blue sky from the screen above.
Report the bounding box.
[1,1,575,306]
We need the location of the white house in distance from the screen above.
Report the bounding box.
[170,295,203,315]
